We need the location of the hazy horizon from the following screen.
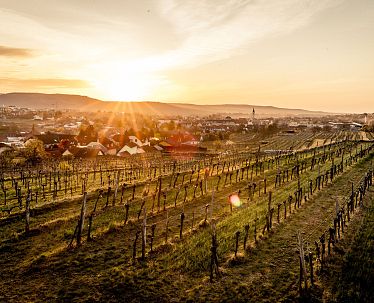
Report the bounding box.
[1,0,374,113]
[0,91,339,115]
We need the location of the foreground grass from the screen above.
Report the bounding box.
[0,144,372,302]
[319,189,374,303]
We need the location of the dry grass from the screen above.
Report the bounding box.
[0,140,373,302]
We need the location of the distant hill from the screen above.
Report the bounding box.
[0,92,332,117]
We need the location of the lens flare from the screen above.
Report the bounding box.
[229,194,242,208]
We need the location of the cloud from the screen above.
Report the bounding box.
[0,45,33,57]
[0,0,345,102]
[0,78,90,89]
[144,0,344,70]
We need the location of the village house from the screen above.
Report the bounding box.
[129,135,150,147]
[63,146,103,158]
[117,142,139,156]
[203,116,237,131]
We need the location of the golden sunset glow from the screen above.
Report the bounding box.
[1,0,374,112]
[92,71,153,101]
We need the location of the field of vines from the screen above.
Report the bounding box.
[0,130,373,302]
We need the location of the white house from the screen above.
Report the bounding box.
[154,144,164,151]
[86,142,108,154]
[62,149,73,157]
[6,137,25,147]
[129,135,150,147]
[33,115,43,120]
[182,139,199,146]
[117,142,138,156]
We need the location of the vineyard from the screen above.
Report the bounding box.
[0,130,373,302]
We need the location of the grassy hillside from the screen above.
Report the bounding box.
[0,136,372,302]
[0,92,331,117]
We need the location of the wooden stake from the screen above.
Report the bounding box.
[243,224,250,251]
[141,207,147,261]
[77,192,87,246]
[234,231,240,257]
[180,212,185,239]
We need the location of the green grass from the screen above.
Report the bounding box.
[318,189,374,303]
[0,136,372,302]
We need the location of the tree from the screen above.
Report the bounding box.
[54,110,63,119]
[0,148,14,168]
[323,125,332,132]
[127,128,136,136]
[77,124,98,145]
[58,139,73,150]
[312,126,322,134]
[23,139,46,165]
[167,120,176,131]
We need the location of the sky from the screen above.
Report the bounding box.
[0,0,373,113]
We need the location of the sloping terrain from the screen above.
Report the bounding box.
[319,192,374,302]
[0,92,331,117]
[0,142,372,302]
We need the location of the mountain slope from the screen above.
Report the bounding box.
[0,92,332,117]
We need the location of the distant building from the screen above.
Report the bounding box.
[86,142,108,154]
[129,135,149,147]
[33,115,43,120]
[117,142,139,156]
[63,147,103,158]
